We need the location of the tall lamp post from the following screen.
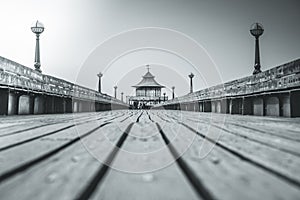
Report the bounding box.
[97,72,103,93]
[172,86,175,99]
[188,73,194,93]
[163,92,166,102]
[250,23,264,75]
[31,20,45,73]
[114,86,117,99]
[121,92,124,102]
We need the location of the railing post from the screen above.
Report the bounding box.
[29,94,35,114]
[0,89,9,115]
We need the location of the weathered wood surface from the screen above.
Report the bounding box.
[0,110,299,200]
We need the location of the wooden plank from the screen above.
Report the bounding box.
[0,110,299,200]
[89,111,200,200]
[152,111,300,200]
[0,112,130,175]
[0,112,101,136]
[178,111,300,141]
[160,111,300,185]
[0,112,138,200]
[174,112,300,156]
[0,111,125,149]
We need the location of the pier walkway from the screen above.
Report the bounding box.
[0,110,299,200]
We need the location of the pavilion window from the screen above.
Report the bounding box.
[146,89,150,97]
[149,90,155,97]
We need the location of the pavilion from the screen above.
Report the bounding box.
[128,66,167,109]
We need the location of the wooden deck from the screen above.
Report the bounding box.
[0,110,299,200]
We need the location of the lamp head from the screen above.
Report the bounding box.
[250,23,264,37]
[31,20,45,34]
[97,72,103,78]
[189,73,194,78]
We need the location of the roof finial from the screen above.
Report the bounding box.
[146,64,150,72]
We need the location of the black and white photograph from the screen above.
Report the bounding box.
[0,0,300,199]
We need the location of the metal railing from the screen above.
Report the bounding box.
[0,56,127,106]
[156,59,300,106]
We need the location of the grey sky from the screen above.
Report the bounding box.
[0,0,299,98]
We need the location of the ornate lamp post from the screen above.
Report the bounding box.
[31,20,45,73]
[97,72,103,93]
[188,73,194,93]
[172,86,175,99]
[121,92,124,102]
[114,86,117,99]
[250,23,264,75]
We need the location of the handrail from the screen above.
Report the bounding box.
[0,56,127,106]
[155,59,300,106]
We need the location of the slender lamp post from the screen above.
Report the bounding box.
[172,86,175,99]
[97,72,103,93]
[163,92,166,102]
[114,86,118,99]
[31,20,45,73]
[250,23,264,75]
[188,73,194,93]
[121,92,124,102]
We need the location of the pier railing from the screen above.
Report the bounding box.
[0,56,126,106]
[158,59,300,105]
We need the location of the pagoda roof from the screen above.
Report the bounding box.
[132,71,165,88]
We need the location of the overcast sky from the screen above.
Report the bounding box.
[0,0,299,98]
